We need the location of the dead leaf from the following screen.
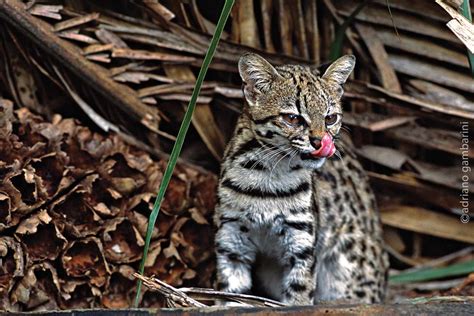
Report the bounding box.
[102,217,144,263]
[0,237,24,310]
[381,205,474,244]
[62,237,110,287]
[11,262,61,311]
[16,210,67,262]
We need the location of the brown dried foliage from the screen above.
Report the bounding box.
[0,100,216,311]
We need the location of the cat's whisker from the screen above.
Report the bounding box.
[264,149,288,170]
[269,147,293,178]
[257,146,284,162]
[252,144,279,160]
[253,147,276,160]
[287,149,299,169]
[253,143,273,156]
[250,147,287,172]
[250,148,279,171]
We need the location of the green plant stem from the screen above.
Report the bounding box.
[329,0,369,61]
[133,0,235,307]
[389,260,474,284]
[461,0,474,77]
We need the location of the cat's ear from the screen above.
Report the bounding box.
[238,53,281,106]
[322,55,355,95]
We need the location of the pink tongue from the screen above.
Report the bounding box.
[310,133,336,158]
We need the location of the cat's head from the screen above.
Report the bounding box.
[238,53,355,169]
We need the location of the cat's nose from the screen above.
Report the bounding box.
[310,137,322,150]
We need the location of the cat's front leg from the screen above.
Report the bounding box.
[281,228,316,305]
[215,219,256,296]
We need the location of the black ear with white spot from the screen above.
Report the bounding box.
[238,53,282,106]
[322,55,355,95]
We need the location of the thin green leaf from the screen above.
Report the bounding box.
[329,0,369,61]
[389,260,474,284]
[133,0,235,307]
[461,0,474,77]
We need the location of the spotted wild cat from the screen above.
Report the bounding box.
[214,53,388,305]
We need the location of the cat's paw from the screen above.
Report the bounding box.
[216,300,252,308]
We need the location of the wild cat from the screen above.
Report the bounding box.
[214,53,388,305]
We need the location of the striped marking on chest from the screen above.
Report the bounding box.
[221,178,310,198]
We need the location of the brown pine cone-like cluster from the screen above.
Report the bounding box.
[0,99,217,311]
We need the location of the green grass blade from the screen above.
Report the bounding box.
[329,0,369,61]
[461,0,472,20]
[461,0,474,77]
[389,260,474,284]
[133,0,235,307]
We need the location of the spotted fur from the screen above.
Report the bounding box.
[214,53,388,305]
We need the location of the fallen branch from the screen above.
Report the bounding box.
[133,273,285,308]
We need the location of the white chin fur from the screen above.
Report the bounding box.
[301,157,327,169]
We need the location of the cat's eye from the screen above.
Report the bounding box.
[281,114,304,126]
[325,114,339,126]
